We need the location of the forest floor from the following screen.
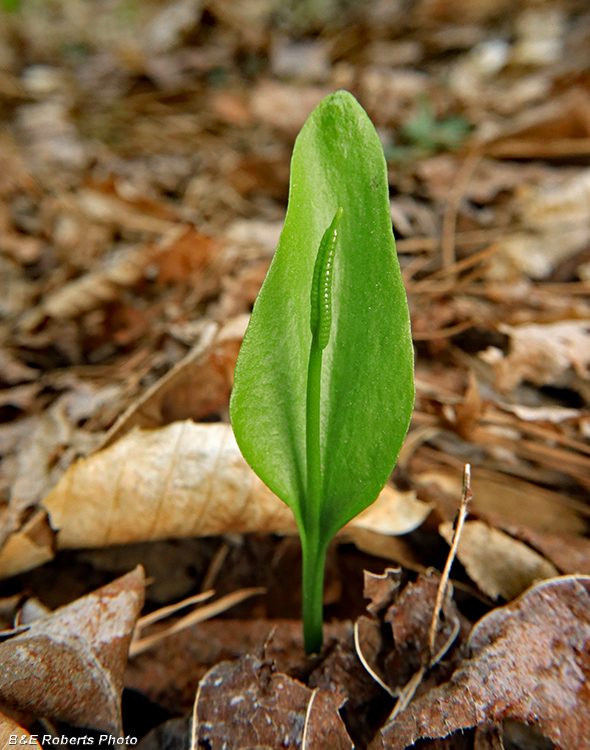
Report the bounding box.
[1,1,590,748]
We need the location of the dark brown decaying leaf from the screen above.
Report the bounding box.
[373,575,590,750]
[363,567,402,618]
[193,654,353,749]
[0,566,145,734]
[384,573,461,691]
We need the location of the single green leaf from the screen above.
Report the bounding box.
[230,90,414,543]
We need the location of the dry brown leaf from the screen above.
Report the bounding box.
[496,524,590,577]
[343,528,426,572]
[439,519,558,600]
[44,421,295,549]
[193,654,353,749]
[383,573,461,691]
[42,421,431,553]
[101,316,248,448]
[20,226,187,326]
[0,566,144,734]
[416,469,586,535]
[0,713,42,748]
[482,320,590,393]
[0,511,54,579]
[363,568,402,618]
[373,576,590,750]
[250,81,332,137]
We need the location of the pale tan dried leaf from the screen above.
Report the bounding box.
[43,421,430,553]
[491,229,590,281]
[348,486,433,537]
[0,567,144,733]
[484,320,590,393]
[44,421,294,549]
[0,714,42,748]
[74,188,177,234]
[439,520,558,600]
[500,403,582,423]
[416,469,586,535]
[21,226,186,325]
[0,511,54,579]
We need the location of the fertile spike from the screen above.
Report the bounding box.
[310,207,343,349]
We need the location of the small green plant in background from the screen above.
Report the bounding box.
[230,91,414,654]
[387,97,472,163]
[0,0,20,12]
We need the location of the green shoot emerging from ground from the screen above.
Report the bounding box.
[230,91,415,654]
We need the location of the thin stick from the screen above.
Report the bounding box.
[200,540,230,592]
[387,466,472,726]
[301,688,318,750]
[130,587,265,656]
[189,680,203,750]
[353,620,398,698]
[441,150,482,272]
[135,590,214,631]
[427,463,471,663]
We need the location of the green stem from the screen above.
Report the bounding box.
[301,532,328,655]
[303,333,325,654]
[306,336,323,511]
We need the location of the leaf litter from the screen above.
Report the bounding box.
[0,0,590,746]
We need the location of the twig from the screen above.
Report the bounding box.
[387,464,472,724]
[189,680,203,750]
[427,463,471,663]
[441,150,482,272]
[130,587,265,656]
[134,590,214,632]
[353,619,399,698]
[200,540,230,592]
[301,688,318,750]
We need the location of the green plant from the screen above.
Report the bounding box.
[230,91,414,654]
[387,97,472,163]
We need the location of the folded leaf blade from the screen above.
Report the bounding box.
[230,90,414,537]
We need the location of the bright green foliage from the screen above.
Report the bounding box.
[230,91,414,653]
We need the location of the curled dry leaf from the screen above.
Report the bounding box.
[41,421,431,552]
[439,519,559,600]
[483,320,590,393]
[363,568,402,618]
[0,566,144,734]
[373,576,590,750]
[383,573,461,691]
[193,654,353,749]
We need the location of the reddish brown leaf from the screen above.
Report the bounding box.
[384,573,461,690]
[374,576,590,750]
[0,566,144,734]
[363,567,402,618]
[193,654,353,749]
